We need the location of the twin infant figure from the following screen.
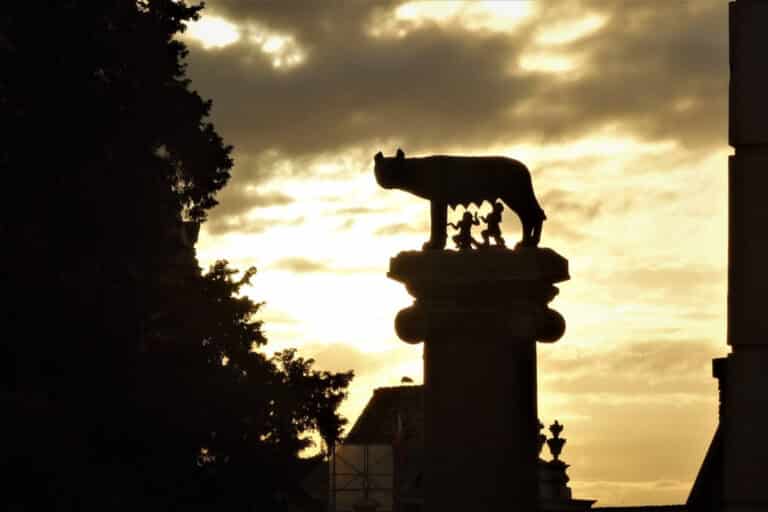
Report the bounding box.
[448,201,506,250]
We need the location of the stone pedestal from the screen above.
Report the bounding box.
[388,247,568,512]
[538,460,596,512]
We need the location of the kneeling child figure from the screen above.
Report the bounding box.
[448,211,481,250]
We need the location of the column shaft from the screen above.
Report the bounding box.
[424,335,538,512]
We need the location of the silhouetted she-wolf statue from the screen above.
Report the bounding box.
[374,149,546,250]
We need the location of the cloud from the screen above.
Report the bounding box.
[186,0,728,238]
[271,257,331,273]
[298,343,406,376]
[337,218,356,231]
[204,214,304,235]
[187,0,726,170]
[614,265,725,294]
[374,222,426,236]
[337,206,385,215]
[538,339,722,403]
[540,188,602,221]
[540,219,589,242]
[554,395,716,502]
[259,307,299,326]
[536,339,722,503]
[573,479,693,507]
[203,183,297,235]
[212,188,294,218]
[588,263,727,315]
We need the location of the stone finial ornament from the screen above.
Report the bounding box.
[547,420,566,462]
[373,149,546,250]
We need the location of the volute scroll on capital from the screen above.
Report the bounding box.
[394,302,566,345]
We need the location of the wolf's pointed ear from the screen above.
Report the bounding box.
[374,151,383,162]
[396,148,405,159]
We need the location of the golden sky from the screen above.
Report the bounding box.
[183,1,730,506]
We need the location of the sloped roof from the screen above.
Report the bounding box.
[686,424,721,511]
[344,385,424,445]
[342,385,424,497]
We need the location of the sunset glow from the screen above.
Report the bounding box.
[187,0,731,506]
[249,27,306,69]
[535,14,608,45]
[185,15,240,49]
[369,0,536,38]
[395,0,536,32]
[518,51,580,73]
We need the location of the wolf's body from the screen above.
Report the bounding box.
[374,150,546,250]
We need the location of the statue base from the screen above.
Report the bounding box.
[389,247,569,344]
[388,246,569,512]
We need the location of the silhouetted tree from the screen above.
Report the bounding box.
[134,260,353,509]
[1,2,352,510]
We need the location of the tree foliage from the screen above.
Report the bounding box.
[1,2,352,510]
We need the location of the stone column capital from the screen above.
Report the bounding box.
[388,247,569,344]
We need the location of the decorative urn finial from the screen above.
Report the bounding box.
[546,420,566,461]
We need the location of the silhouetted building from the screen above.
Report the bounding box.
[328,385,595,512]
[688,2,768,511]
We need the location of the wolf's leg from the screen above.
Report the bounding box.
[423,200,447,250]
[521,219,533,246]
[532,221,542,246]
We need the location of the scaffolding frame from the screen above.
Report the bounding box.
[330,443,394,512]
